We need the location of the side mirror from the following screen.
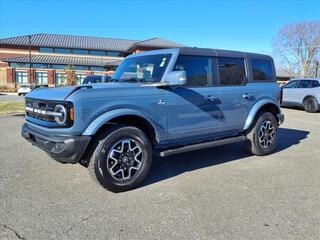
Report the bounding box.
[164,71,186,86]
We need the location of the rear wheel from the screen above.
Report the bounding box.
[88,125,152,192]
[246,112,278,156]
[303,97,319,113]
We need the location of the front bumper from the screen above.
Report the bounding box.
[277,113,285,125]
[21,123,91,164]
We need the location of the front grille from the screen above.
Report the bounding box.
[25,99,56,122]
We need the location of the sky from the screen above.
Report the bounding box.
[0,0,319,54]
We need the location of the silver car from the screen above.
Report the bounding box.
[282,78,320,112]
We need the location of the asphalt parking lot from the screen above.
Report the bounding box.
[0,93,24,102]
[0,108,319,240]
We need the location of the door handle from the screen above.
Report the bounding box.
[205,95,219,102]
[242,93,250,100]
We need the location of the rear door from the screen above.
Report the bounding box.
[296,80,313,103]
[216,57,255,134]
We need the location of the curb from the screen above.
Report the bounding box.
[0,92,18,96]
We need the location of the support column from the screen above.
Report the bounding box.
[48,69,55,86]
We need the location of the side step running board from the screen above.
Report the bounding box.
[159,135,247,157]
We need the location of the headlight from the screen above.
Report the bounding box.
[53,104,67,125]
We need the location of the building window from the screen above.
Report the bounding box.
[251,59,274,81]
[107,51,121,57]
[54,48,72,54]
[73,49,89,55]
[36,72,48,85]
[75,74,86,85]
[52,64,67,69]
[39,47,54,53]
[218,57,246,85]
[15,71,28,84]
[74,65,90,70]
[55,73,67,86]
[90,66,105,71]
[33,63,49,69]
[174,55,213,86]
[89,50,106,56]
[10,63,30,68]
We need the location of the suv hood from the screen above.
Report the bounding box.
[26,83,139,101]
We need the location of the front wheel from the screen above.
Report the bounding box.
[88,125,152,192]
[246,112,278,156]
[303,97,319,113]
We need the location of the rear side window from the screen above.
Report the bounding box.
[312,81,320,88]
[174,56,213,86]
[251,59,274,80]
[298,80,313,88]
[218,57,246,85]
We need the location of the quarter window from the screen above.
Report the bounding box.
[312,81,320,88]
[218,57,246,85]
[174,56,212,86]
[251,59,274,80]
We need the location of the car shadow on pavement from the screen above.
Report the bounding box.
[141,127,309,188]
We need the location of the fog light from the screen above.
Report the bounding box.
[54,142,65,151]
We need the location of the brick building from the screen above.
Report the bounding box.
[0,33,184,87]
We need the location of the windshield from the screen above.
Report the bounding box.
[112,54,172,83]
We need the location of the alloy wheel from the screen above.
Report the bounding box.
[258,120,275,148]
[106,139,143,180]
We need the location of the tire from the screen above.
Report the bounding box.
[88,125,152,192]
[303,97,319,113]
[18,93,21,96]
[246,112,278,156]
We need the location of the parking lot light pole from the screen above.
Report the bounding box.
[315,60,319,78]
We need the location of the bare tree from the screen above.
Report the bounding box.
[64,64,78,86]
[273,21,320,78]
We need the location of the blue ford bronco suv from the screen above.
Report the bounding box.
[22,47,284,192]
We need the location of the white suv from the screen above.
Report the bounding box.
[282,78,320,112]
[17,84,32,96]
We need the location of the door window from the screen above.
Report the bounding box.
[218,57,246,85]
[283,80,299,88]
[174,56,213,86]
[298,80,313,88]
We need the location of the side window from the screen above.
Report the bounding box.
[298,80,313,88]
[312,81,320,88]
[251,59,275,81]
[174,56,212,86]
[218,57,246,85]
[284,80,299,88]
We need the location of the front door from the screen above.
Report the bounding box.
[282,80,300,104]
[164,55,221,143]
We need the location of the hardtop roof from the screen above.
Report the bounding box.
[178,47,272,59]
